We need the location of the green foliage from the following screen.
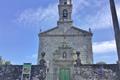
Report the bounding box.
[0,56,11,65]
[5,61,11,65]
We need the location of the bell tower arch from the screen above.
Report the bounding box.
[58,0,73,24]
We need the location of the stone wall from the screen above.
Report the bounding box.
[0,64,119,80]
[0,65,22,80]
[73,64,119,80]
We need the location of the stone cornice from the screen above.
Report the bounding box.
[40,34,92,37]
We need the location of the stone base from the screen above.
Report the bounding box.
[117,61,120,79]
[117,61,120,69]
[117,61,120,66]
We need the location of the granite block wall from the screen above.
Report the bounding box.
[0,64,119,80]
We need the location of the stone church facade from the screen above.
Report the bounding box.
[38,0,93,65]
[37,0,93,77]
[0,0,120,80]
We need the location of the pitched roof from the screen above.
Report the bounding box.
[39,26,93,36]
[72,26,92,35]
[39,27,58,35]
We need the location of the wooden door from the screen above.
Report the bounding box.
[59,68,70,80]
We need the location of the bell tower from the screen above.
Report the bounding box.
[58,0,73,24]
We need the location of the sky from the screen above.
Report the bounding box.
[0,0,120,65]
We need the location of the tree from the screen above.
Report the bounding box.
[5,61,11,65]
[0,56,11,65]
[0,56,3,65]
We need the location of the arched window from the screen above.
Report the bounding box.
[64,1,67,4]
[63,52,67,58]
[63,9,68,18]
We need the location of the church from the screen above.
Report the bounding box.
[38,0,93,71]
[38,0,93,78]
[0,0,120,80]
